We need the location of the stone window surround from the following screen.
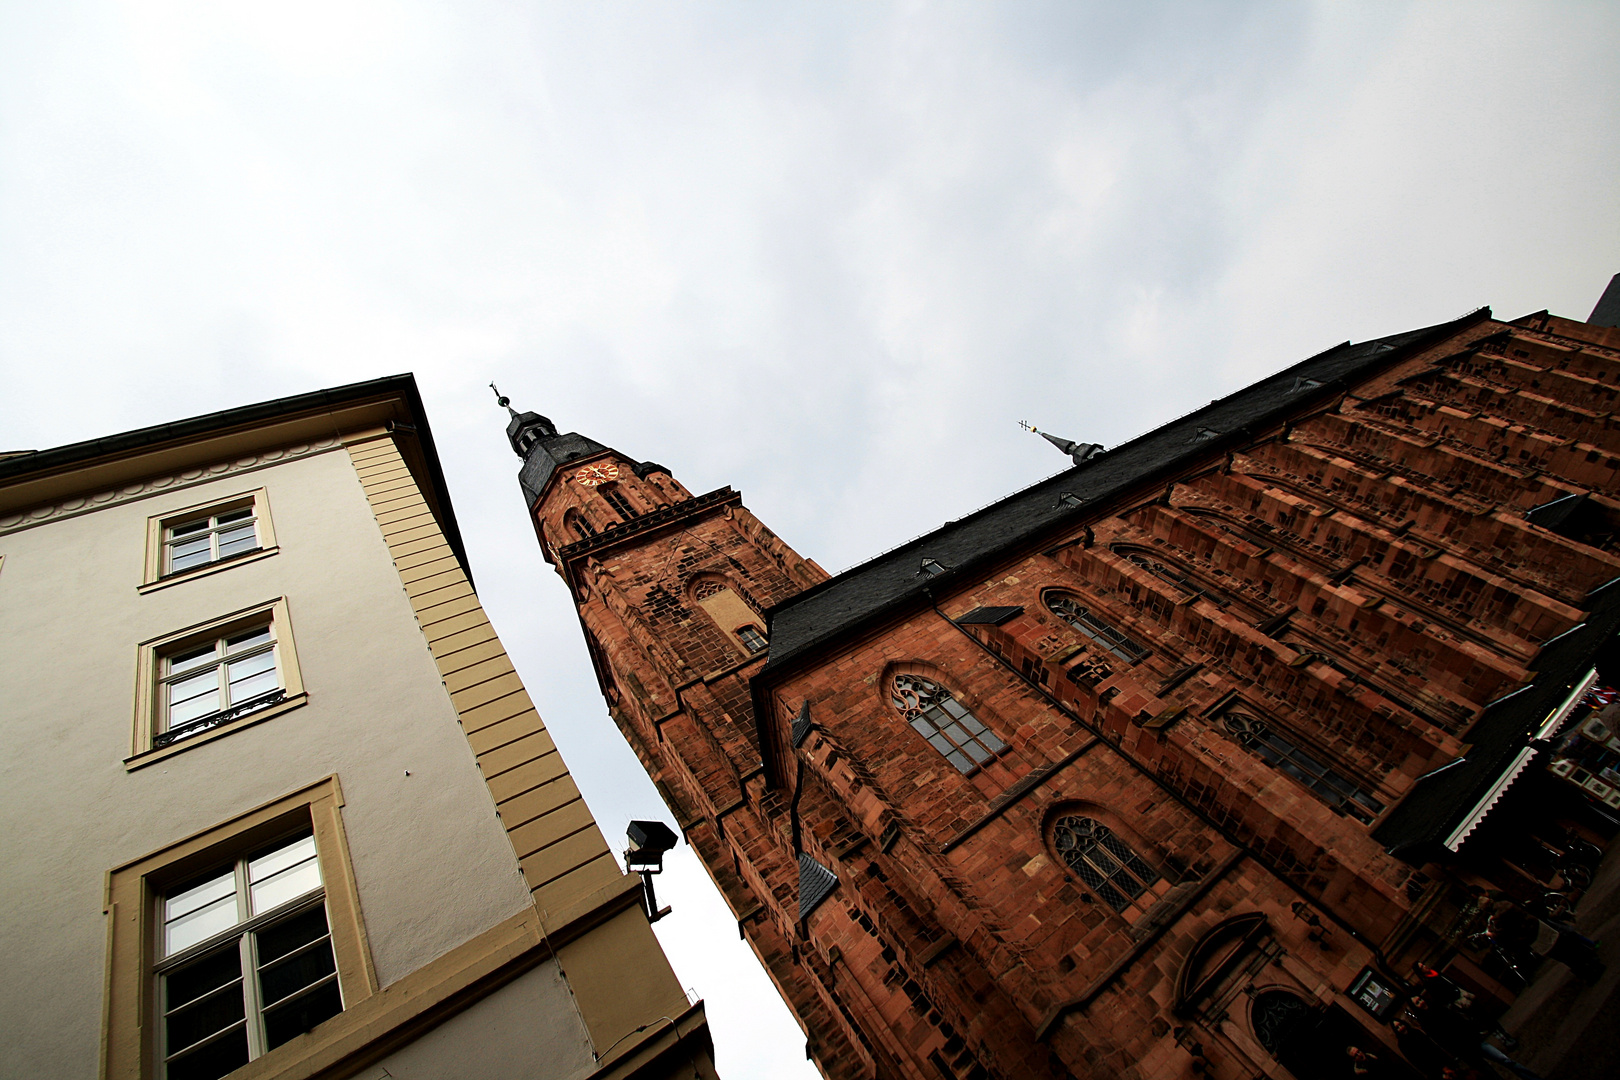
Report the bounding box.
[139,487,280,593]
[128,598,307,770]
[102,776,376,1080]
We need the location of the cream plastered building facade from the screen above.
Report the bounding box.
[0,376,715,1080]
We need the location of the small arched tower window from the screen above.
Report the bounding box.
[1052,816,1160,912]
[1046,594,1147,664]
[565,510,596,541]
[600,482,636,521]
[889,674,1006,774]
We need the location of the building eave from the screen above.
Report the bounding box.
[0,374,474,585]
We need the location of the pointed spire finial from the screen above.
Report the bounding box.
[490,382,518,419]
[1025,422,1104,465]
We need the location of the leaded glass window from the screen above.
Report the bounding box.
[1223,713,1384,823]
[1046,595,1148,663]
[1052,816,1160,913]
[890,674,1006,774]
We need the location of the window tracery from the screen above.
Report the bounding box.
[1222,712,1383,823]
[1046,594,1148,664]
[889,674,1006,774]
[565,510,596,540]
[1051,816,1160,912]
[600,483,636,520]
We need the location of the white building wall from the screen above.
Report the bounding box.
[0,445,542,1077]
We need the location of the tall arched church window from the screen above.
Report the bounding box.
[889,674,1006,774]
[1052,816,1160,912]
[600,483,636,520]
[1223,712,1384,823]
[690,578,767,658]
[565,510,596,541]
[1046,595,1148,663]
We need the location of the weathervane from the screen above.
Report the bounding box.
[490,382,510,409]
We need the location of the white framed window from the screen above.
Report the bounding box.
[103,779,377,1079]
[131,599,306,765]
[166,506,260,574]
[142,489,278,591]
[158,625,282,747]
[735,624,768,654]
[157,833,342,1080]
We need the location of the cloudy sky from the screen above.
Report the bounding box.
[3,2,1617,1076]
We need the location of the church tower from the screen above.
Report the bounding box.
[501,399,1067,1080]
[499,400,856,1070]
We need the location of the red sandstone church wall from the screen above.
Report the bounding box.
[530,308,1620,1079]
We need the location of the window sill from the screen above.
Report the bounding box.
[138,545,279,594]
[125,691,307,770]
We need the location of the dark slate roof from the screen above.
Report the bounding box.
[759,311,1488,679]
[1589,272,1620,329]
[1526,492,1590,534]
[1374,578,1620,861]
[798,853,839,920]
[518,431,611,508]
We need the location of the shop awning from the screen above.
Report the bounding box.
[1375,578,1620,863]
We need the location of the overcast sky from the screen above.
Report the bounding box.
[3,3,1617,1076]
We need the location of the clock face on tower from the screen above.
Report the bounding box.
[572,462,621,488]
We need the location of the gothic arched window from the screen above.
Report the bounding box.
[1046,595,1148,663]
[1052,816,1160,912]
[1223,712,1383,823]
[565,510,596,541]
[600,483,636,521]
[889,674,1006,774]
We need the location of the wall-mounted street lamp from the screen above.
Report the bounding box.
[625,820,680,923]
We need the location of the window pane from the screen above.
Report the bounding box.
[169,678,223,728]
[255,903,329,964]
[166,871,236,923]
[165,946,243,1010]
[260,945,336,1011]
[962,739,993,765]
[979,730,1008,753]
[216,530,257,557]
[248,836,317,885]
[262,980,342,1051]
[225,627,272,654]
[169,539,213,571]
[168,644,220,675]
[165,978,246,1056]
[945,750,975,774]
[1095,880,1131,912]
[169,519,211,538]
[249,860,321,914]
[941,722,973,748]
[165,894,240,956]
[214,508,253,525]
[166,1026,249,1080]
[226,652,278,703]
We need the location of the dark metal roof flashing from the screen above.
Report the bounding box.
[748,309,1493,785]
